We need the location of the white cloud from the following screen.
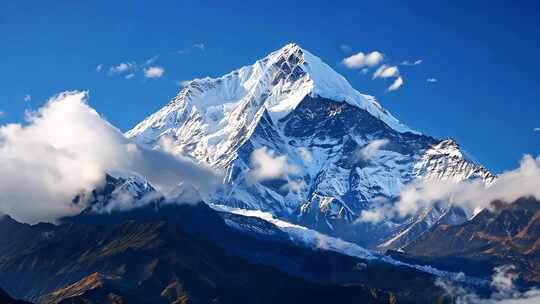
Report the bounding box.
[247,147,298,182]
[340,44,352,53]
[144,66,165,78]
[193,43,205,51]
[361,68,369,74]
[342,51,384,69]
[109,62,134,74]
[96,64,103,72]
[297,147,313,164]
[388,76,404,91]
[400,59,422,66]
[144,55,159,66]
[178,43,206,54]
[373,65,400,79]
[358,139,389,160]
[0,91,220,224]
[427,78,438,83]
[360,154,540,224]
[24,94,32,102]
[355,197,391,224]
[436,265,540,303]
[125,73,135,80]
[364,51,384,67]
[533,128,540,132]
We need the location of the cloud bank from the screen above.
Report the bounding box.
[436,265,540,303]
[359,154,540,223]
[0,91,219,224]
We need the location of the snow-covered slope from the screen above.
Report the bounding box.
[126,43,495,249]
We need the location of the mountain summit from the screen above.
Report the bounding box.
[127,43,494,249]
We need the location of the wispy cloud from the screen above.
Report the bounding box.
[96,64,103,72]
[427,78,438,83]
[193,43,205,51]
[534,128,540,132]
[144,66,165,78]
[400,59,422,66]
[144,55,159,66]
[388,76,404,91]
[340,44,352,53]
[125,73,136,79]
[24,94,32,102]
[0,111,6,118]
[342,51,384,69]
[357,139,389,160]
[178,43,207,55]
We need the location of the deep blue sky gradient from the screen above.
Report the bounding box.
[1,0,539,173]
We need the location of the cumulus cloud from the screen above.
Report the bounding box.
[373,65,400,79]
[364,51,384,67]
[427,78,438,83]
[357,139,389,160]
[342,51,384,69]
[359,154,540,224]
[0,91,219,224]
[388,76,404,91]
[247,147,298,182]
[109,62,134,74]
[436,265,540,303]
[144,66,165,78]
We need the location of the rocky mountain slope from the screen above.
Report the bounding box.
[0,287,31,304]
[126,43,494,249]
[0,182,452,304]
[393,196,540,285]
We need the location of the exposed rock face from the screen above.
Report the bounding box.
[0,203,447,304]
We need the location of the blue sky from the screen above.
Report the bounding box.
[1,0,539,173]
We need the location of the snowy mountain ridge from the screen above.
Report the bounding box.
[126,43,495,249]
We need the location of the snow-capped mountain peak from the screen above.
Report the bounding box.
[126,44,413,148]
[126,43,494,250]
